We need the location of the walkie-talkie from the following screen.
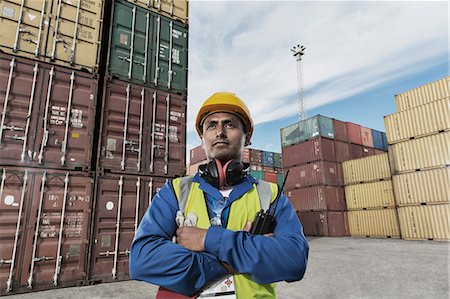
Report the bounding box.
[250,170,290,235]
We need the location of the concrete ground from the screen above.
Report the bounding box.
[5,237,449,299]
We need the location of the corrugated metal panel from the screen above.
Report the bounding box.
[262,151,274,167]
[263,172,278,184]
[342,153,391,185]
[0,0,105,73]
[395,77,450,112]
[190,145,206,164]
[347,122,362,145]
[187,160,206,176]
[280,115,334,148]
[89,174,166,283]
[384,98,450,145]
[345,180,395,210]
[250,170,263,180]
[250,149,262,165]
[296,211,348,237]
[393,168,450,206]
[0,54,97,171]
[389,132,450,173]
[348,209,400,238]
[398,204,450,240]
[372,129,385,150]
[273,153,282,168]
[108,0,188,93]
[360,126,374,147]
[286,186,346,211]
[126,0,189,24]
[333,119,348,142]
[98,79,186,177]
[285,161,340,190]
[349,144,375,160]
[334,141,350,162]
[277,172,283,186]
[282,137,336,168]
[241,148,250,164]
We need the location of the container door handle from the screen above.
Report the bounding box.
[112,176,124,279]
[53,173,69,286]
[0,58,16,145]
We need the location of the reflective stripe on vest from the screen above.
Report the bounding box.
[172,176,278,299]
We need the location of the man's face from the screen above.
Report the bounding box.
[201,112,249,162]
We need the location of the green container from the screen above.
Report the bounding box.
[280,115,334,147]
[250,170,264,180]
[277,172,284,186]
[108,0,188,93]
[274,153,282,168]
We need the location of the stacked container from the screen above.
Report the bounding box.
[0,0,106,294]
[281,115,388,237]
[384,76,450,241]
[342,154,401,238]
[187,146,284,185]
[89,0,188,284]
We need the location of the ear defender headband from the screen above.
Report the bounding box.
[198,159,250,189]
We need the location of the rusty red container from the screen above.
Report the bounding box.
[263,172,278,184]
[286,186,346,211]
[282,137,336,168]
[334,141,350,162]
[296,211,348,237]
[350,144,375,159]
[346,122,362,145]
[98,79,186,177]
[241,148,251,164]
[0,53,97,171]
[285,161,340,190]
[250,149,262,165]
[190,145,206,165]
[88,173,167,284]
[333,119,348,142]
[262,166,276,173]
[0,167,93,295]
[360,126,374,147]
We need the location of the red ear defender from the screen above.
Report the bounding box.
[215,159,225,189]
[198,159,250,189]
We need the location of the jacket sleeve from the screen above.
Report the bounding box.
[204,193,309,284]
[129,181,228,296]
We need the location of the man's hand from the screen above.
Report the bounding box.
[176,227,207,251]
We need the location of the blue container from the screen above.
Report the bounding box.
[262,151,275,167]
[280,115,335,147]
[372,129,385,150]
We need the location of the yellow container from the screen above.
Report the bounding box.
[398,204,450,240]
[389,131,450,173]
[348,209,400,238]
[0,0,104,73]
[342,153,391,185]
[395,76,450,112]
[345,180,395,210]
[393,168,450,206]
[126,0,189,24]
[384,98,450,145]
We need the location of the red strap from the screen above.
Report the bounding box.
[156,287,196,299]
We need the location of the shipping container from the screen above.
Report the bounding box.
[393,168,450,206]
[397,204,450,240]
[344,180,395,210]
[186,160,207,176]
[349,144,375,160]
[88,174,166,283]
[107,0,188,93]
[347,209,400,238]
[277,172,283,186]
[346,122,362,145]
[280,115,334,148]
[334,140,350,162]
[250,149,262,165]
[190,145,206,165]
[262,151,274,167]
[388,131,450,174]
[250,165,262,172]
[371,129,385,150]
[98,79,186,177]
[0,0,105,73]
[384,98,450,145]
[342,153,391,185]
[273,152,282,168]
[285,161,340,190]
[282,137,336,168]
[263,171,278,184]
[250,170,263,180]
[395,76,450,112]
[286,186,346,211]
[296,211,348,237]
[0,54,97,171]
[333,119,348,142]
[125,0,189,24]
[360,126,374,148]
[0,167,93,295]
[241,148,251,164]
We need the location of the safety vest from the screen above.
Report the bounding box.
[172,176,279,299]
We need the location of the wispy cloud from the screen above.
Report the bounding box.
[187,0,448,138]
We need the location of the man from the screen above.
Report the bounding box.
[130,92,309,298]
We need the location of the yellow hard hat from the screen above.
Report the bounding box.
[196,92,254,139]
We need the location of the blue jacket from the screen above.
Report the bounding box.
[129,173,309,296]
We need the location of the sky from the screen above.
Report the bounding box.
[185,0,449,162]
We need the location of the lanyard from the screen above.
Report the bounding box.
[203,192,230,228]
